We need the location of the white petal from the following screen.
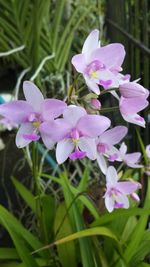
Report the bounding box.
[23,81,44,112]
[119,142,127,157]
[56,139,74,164]
[63,105,86,127]
[84,76,100,95]
[16,123,34,148]
[40,131,55,150]
[106,166,118,184]
[82,29,100,62]
[97,154,107,174]
[105,196,114,212]
[78,137,97,160]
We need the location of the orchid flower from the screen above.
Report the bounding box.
[104,166,141,212]
[0,81,67,148]
[108,142,143,168]
[72,29,125,95]
[40,105,111,164]
[96,126,128,174]
[119,96,149,127]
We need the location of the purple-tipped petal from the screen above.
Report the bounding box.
[78,137,97,160]
[0,101,33,123]
[91,43,125,68]
[71,54,86,73]
[82,29,100,59]
[16,123,35,148]
[40,119,71,142]
[119,82,149,99]
[23,81,44,112]
[99,126,128,145]
[121,112,146,127]
[106,166,118,184]
[120,96,149,115]
[63,105,87,126]
[77,115,110,138]
[42,99,67,120]
[56,139,74,164]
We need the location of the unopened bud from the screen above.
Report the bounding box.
[91,98,101,110]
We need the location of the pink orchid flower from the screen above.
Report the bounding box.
[0,81,67,148]
[119,80,149,99]
[96,126,128,174]
[119,96,149,127]
[104,166,141,212]
[71,29,125,95]
[40,105,111,164]
[108,142,143,168]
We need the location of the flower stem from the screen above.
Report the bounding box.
[100,106,119,113]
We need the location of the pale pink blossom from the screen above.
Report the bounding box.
[104,166,141,212]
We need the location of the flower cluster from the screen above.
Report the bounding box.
[0,29,148,212]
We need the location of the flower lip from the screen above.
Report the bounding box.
[97,143,109,153]
[85,60,105,77]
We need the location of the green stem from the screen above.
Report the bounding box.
[100,87,119,96]
[135,127,148,165]
[100,106,119,113]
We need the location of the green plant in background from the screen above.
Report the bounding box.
[0,0,103,97]
[0,1,150,267]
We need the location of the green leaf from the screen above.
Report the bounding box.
[92,208,150,227]
[0,248,18,260]
[40,194,55,243]
[53,226,119,246]
[54,202,77,267]
[11,177,36,213]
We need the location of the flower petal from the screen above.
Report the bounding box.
[120,96,149,115]
[104,195,115,213]
[40,119,71,142]
[77,114,110,138]
[106,166,118,184]
[119,142,127,157]
[91,43,125,68]
[42,99,67,120]
[99,126,128,145]
[63,105,87,126]
[71,54,86,73]
[56,139,74,164]
[115,194,129,209]
[23,81,44,112]
[84,76,100,95]
[116,181,141,195]
[97,153,107,174]
[16,123,35,148]
[78,137,97,160]
[40,131,55,150]
[82,29,100,60]
[121,112,146,127]
[119,82,149,99]
[0,101,33,123]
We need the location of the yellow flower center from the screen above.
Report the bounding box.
[91,71,98,78]
[32,121,40,128]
